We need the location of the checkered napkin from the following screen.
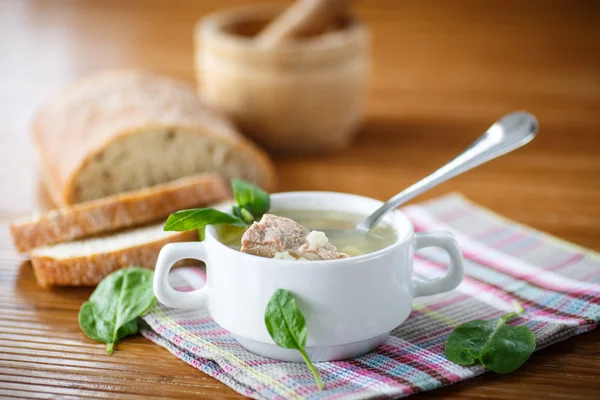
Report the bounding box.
[139,194,600,400]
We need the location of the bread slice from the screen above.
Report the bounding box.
[30,223,198,287]
[10,173,229,253]
[33,70,276,205]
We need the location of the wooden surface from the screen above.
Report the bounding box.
[1,0,599,398]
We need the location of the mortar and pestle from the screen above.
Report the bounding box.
[195,0,369,153]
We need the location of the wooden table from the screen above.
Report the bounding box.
[1,0,599,398]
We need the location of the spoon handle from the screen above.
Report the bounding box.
[358,111,538,230]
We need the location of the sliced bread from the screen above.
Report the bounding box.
[30,223,198,287]
[10,173,229,253]
[33,70,276,205]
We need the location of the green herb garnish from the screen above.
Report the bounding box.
[164,179,268,239]
[444,301,535,373]
[232,205,255,225]
[165,208,247,231]
[232,178,270,219]
[78,267,155,354]
[265,289,324,390]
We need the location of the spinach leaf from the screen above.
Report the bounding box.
[232,205,255,225]
[78,267,155,354]
[445,302,535,373]
[164,208,246,232]
[265,289,324,390]
[198,225,207,241]
[232,179,270,220]
[164,179,270,237]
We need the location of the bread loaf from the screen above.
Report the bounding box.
[33,70,276,205]
[10,173,229,253]
[30,223,198,287]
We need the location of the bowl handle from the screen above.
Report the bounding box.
[411,232,464,297]
[153,242,210,309]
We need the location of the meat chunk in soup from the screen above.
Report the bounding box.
[241,214,307,258]
[240,214,349,260]
[297,231,350,260]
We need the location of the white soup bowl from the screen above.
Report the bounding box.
[153,192,464,361]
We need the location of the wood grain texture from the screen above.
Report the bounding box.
[0,0,599,398]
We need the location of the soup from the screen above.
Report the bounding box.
[217,209,397,258]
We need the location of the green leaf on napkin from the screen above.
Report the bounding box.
[265,289,324,390]
[445,301,536,373]
[78,267,155,354]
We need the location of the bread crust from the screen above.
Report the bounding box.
[33,70,276,205]
[30,230,198,287]
[10,173,229,253]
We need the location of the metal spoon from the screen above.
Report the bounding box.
[320,111,538,242]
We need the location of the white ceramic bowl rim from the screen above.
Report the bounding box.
[205,191,414,268]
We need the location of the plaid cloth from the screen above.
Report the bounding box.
[140,194,600,400]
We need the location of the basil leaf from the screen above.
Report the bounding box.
[445,303,535,374]
[232,179,270,219]
[265,289,324,390]
[78,267,155,354]
[164,208,245,232]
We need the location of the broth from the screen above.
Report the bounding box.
[217,209,398,257]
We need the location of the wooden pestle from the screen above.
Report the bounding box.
[255,0,354,47]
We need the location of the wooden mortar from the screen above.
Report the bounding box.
[194,4,370,153]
